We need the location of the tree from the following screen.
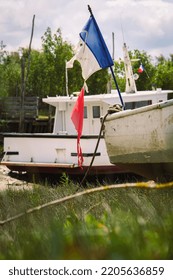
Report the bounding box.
[22,27,75,98]
[87,69,111,94]
[3,27,172,101]
[113,59,126,92]
[154,54,173,90]
[25,49,48,96]
[41,27,74,96]
[0,28,115,99]
[0,52,21,97]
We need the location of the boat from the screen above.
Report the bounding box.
[1,41,173,177]
[103,95,173,182]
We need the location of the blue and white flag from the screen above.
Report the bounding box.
[66,15,114,80]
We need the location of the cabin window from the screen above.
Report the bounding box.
[125,100,152,109]
[84,106,87,118]
[168,92,173,100]
[135,100,152,107]
[92,106,100,118]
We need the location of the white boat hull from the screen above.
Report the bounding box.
[1,134,123,175]
[104,100,173,181]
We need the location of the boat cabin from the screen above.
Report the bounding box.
[43,88,171,136]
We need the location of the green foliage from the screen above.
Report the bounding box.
[0,183,173,260]
[153,55,173,90]
[20,28,75,98]
[113,59,126,91]
[40,27,73,96]
[0,27,110,100]
[87,69,110,94]
[0,53,21,97]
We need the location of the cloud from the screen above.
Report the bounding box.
[0,0,173,59]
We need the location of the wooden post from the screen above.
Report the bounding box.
[19,15,35,132]
[19,56,25,132]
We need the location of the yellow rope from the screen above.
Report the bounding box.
[0,181,172,226]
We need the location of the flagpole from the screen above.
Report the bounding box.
[88,5,93,16]
[88,5,125,109]
[110,66,125,109]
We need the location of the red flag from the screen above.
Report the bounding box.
[71,87,84,167]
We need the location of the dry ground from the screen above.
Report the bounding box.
[0,165,33,191]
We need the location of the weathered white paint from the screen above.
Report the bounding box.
[2,135,110,167]
[103,99,173,179]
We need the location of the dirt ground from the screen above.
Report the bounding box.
[0,164,33,191]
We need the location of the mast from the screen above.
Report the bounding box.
[65,60,69,96]
[123,43,137,93]
[112,32,115,61]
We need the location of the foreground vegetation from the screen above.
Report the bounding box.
[0,177,173,260]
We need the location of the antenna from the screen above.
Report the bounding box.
[120,19,125,44]
[112,32,115,61]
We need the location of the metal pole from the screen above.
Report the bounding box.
[19,56,25,132]
[65,60,69,96]
[112,32,115,61]
[110,66,125,109]
[88,5,93,16]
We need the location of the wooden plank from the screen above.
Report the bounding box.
[1,161,77,168]
[0,96,39,120]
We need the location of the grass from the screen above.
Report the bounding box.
[0,177,173,260]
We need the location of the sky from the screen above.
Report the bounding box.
[0,0,173,60]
